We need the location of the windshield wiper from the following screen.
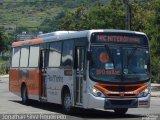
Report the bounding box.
[104,44,115,66]
[88,51,94,67]
[126,47,138,68]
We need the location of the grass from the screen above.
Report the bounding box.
[0,0,111,33]
[0,51,10,74]
[0,59,8,75]
[0,59,7,65]
[0,3,63,29]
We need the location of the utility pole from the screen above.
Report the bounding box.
[123,0,131,30]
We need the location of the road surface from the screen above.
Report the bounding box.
[0,77,160,120]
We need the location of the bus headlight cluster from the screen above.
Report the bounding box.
[138,86,150,97]
[90,87,105,98]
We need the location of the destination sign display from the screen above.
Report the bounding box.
[97,35,140,43]
[91,33,148,45]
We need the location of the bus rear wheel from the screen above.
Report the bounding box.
[114,108,128,115]
[62,92,73,114]
[21,85,28,104]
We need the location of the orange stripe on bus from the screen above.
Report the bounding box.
[9,68,42,96]
[95,83,147,98]
[12,38,43,47]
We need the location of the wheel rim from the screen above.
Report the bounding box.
[64,94,71,111]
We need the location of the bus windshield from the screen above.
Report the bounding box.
[89,45,150,83]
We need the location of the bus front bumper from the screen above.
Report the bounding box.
[87,93,150,109]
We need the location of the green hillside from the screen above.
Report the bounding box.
[0,0,111,33]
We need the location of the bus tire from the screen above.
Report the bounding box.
[21,85,28,104]
[62,91,73,114]
[114,108,128,115]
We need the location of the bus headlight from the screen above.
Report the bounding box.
[138,86,150,97]
[90,87,105,98]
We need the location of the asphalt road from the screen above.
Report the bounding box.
[0,77,160,120]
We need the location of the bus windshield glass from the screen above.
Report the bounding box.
[89,33,150,83]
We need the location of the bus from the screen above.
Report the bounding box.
[9,29,151,114]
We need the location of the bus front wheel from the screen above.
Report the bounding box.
[21,85,28,104]
[114,108,128,115]
[62,92,73,114]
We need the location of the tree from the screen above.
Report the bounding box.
[0,27,9,52]
[58,0,160,83]
[149,0,160,83]
[60,0,125,30]
[38,11,66,33]
[130,0,160,83]
[130,1,154,31]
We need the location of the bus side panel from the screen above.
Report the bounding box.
[46,68,73,104]
[27,69,42,100]
[9,68,21,96]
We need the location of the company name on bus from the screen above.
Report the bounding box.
[97,35,140,43]
[96,69,120,75]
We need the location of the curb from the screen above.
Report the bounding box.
[151,95,160,97]
[151,96,160,97]
[151,86,160,91]
[0,75,9,78]
[151,92,160,98]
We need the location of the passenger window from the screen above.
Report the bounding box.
[20,47,29,67]
[29,45,40,67]
[48,42,62,67]
[12,47,20,67]
[62,41,74,67]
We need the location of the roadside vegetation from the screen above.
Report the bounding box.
[0,52,10,75]
[0,0,160,83]
[0,27,11,75]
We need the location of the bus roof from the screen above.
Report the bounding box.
[12,29,147,47]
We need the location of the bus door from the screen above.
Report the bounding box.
[74,43,87,105]
[40,49,49,99]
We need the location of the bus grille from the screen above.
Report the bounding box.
[107,93,136,97]
[104,86,140,92]
[95,83,146,98]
